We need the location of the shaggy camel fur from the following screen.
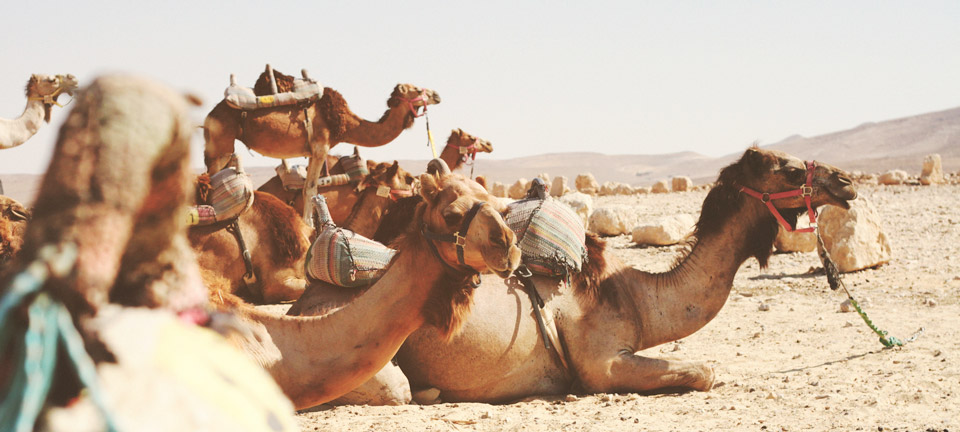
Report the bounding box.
[0,195,29,266]
[0,75,296,431]
[212,172,522,410]
[439,128,494,173]
[294,147,858,403]
[1,74,78,149]
[203,68,440,224]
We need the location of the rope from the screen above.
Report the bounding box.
[815,230,924,348]
[0,243,121,432]
[424,110,437,159]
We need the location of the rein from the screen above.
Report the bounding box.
[740,160,818,233]
[421,201,487,287]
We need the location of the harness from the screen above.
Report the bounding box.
[226,221,258,289]
[421,201,486,288]
[740,160,818,233]
[447,138,481,178]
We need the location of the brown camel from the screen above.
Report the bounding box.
[255,153,343,211]
[203,68,440,224]
[439,128,493,173]
[0,195,30,266]
[0,75,296,431]
[294,147,858,403]
[1,73,78,149]
[212,171,522,410]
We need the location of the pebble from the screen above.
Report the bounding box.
[565,394,578,402]
[924,298,938,307]
[839,299,854,313]
[758,303,770,312]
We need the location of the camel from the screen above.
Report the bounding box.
[0,75,297,431]
[203,68,440,224]
[1,74,78,149]
[439,128,493,173]
[0,195,30,266]
[211,171,522,410]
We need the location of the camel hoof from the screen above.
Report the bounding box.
[697,365,717,391]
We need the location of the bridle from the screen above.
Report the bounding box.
[740,160,818,233]
[448,138,481,163]
[421,201,487,287]
[396,91,429,118]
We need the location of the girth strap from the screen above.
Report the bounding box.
[226,220,257,288]
[514,265,571,373]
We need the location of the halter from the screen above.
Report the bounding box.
[396,91,428,118]
[27,83,68,107]
[448,138,480,163]
[421,201,487,287]
[375,185,415,201]
[740,160,818,233]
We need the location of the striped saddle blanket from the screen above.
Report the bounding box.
[187,167,254,226]
[305,195,395,287]
[504,197,587,277]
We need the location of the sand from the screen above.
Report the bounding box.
[295,184,959,432]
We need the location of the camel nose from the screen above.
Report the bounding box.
[431,92,442,104]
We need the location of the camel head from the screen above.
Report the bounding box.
[388,84,441,120]
[26,73,79,122]
[697,147,857,267]
[449,128,493,154]
[418,172,521,278]
[0,195,31,265]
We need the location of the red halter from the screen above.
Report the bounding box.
[740,160,818,233]
[375,185,414,201]
[398,92,428,118]
[447,138,480,163]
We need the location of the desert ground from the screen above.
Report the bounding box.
[291,183,958,432]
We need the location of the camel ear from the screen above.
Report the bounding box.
[419,173,441,202]
[396,83,410,94]
[386,161,400,179]
[742,148,769,174]
[474,175,488,190]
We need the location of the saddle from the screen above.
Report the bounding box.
[305,195,395,288]
[274,150,370,191]
[504,178,587,278]
[223,65,322,111]
[188,154,254,226]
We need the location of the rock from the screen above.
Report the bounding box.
[491,182,507,198]
[559,192,593,229]
[774,226,817,253]
[878,169,909,185]
[817,197,892,272]
[758,302,770,312]
[575,173,600,195]
[589,206,637,236]
[634,186,650,195]
[839,298,854,313]
[536,173,550,184]
[631,214,695,246]
[920,154,945,185]
[599,181,617,196]
[924,298,937,307]
[508,178,528,200]
[412,388,441,405]
[565,394,578,402]
[550,176,569,197]
[651,180,669,194]
[671,176,693,192]
[614,183,634,195]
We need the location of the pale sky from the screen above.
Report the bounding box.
[2,1,959,174]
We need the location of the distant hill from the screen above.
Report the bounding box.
[3,106,958,204]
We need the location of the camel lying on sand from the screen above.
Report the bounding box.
[294,147,858,403]
[212,171,522,409]
[0,195,30,265]
[1,74,78,149]
[203,68,440,224]
[0,75,297,431]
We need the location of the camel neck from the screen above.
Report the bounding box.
[0,99,46,149]
[627,201,770,349]
[242,231,447,409]
[338,103,414,147]
[439,144,464,172]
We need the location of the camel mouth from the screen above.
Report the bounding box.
[825,175,857,209]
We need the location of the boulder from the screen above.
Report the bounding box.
[550,176,569,197]
[599,181,617,196]
[774,226,817,253]
[575,173,600,195]
[588,206,637,236]
[634,186,651,195]
[536,173,551,184]
[631,214,695,246]
[508,178,528,199]
[614,183,634,195]
[671,176,693,192]
[878,169,909,185]
[558,192,592,229]
[491,182,507,198]
[651,180,669,194]
[817,197,892,272]
[920,154,945,185]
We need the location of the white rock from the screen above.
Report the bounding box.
[671,176,693,192]
[559,192,592,229]
[491,182,507,198]
[508,178,529,199]
[817,197,892,272]
[651,180,669,194]
[839,299,854,313]
[774,226,817,253]
[631,214,695,246]
[550,176,569,197]
[920,154,945,185]
[599,181,617,196]
[878,169,909,185]
[575,173,600,195]
[589,206,637,236]
[634,186,651,195]
[614,183,634,195]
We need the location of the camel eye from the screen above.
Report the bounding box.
[443,209,464,227]
[783,166,805,183]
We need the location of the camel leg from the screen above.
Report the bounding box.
[301,146,329,227]
[579,351,715,394]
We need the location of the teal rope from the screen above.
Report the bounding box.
[0,243,121,432]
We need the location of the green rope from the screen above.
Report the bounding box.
[815,229,923,348]
[0,243,121,432]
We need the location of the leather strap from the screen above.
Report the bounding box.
[741,160,818,233]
